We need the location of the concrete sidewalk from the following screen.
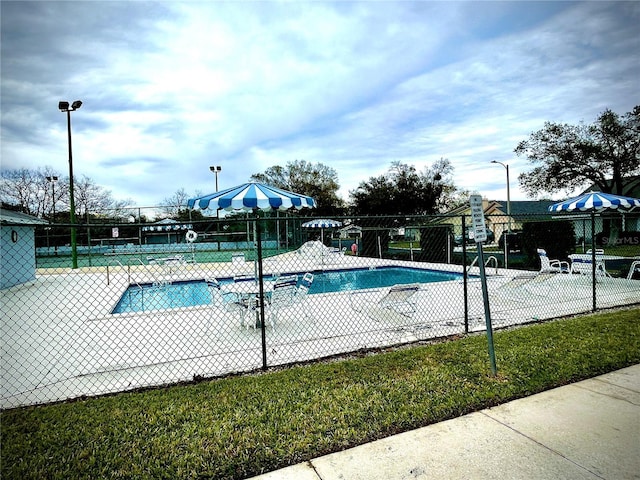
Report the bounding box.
[248,365,640,480]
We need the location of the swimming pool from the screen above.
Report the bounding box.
[112,266,463,314]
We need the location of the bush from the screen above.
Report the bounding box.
[419,226,452,262]
[361,230,389,258]
[522,221,576,269]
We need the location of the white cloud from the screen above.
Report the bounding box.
[1,1,638,211]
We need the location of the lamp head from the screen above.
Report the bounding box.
[58,101,70,111]
[71,100,82,110]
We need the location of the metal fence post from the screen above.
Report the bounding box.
[462,215,469,333]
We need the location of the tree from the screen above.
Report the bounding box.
[0,167,59,217]
[0,167,131,220]
[515,106,640,197]
[349,159,456,215]
[161,188,192,218]
[74,175,132,221]
[250,160,344,215]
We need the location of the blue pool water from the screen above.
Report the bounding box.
[112,280,212,314]
[309,267,460,295]
[112,267,462,314]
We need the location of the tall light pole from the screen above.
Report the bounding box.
[491,160,511,233]
[45,175,59,220]
[59,100,82,269]
[209,165,222,220]
[209,165,222,191]
[46,175,59,254]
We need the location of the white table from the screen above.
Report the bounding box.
[221,280,274,296]
[568,253,626,275]
[220,281,275,327]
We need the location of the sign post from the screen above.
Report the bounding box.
[470,195,497,375]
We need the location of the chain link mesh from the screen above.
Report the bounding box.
[2,213,639,408]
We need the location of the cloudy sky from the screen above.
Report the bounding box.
[1,1,638,209]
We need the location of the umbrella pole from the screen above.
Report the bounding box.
[255,214,268,371]
[591,211,596,312]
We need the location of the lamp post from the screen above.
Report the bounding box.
[209,165,222,221]
[46,175,58,254]
[59,100,82,269]
[209,165,222,191]
[45,175,59,220]
[491,160,511,233]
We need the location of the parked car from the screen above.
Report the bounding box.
[498,230,523,252]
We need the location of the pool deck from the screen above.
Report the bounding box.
[2,253,639,408]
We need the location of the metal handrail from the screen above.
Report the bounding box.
[467,255,500,275]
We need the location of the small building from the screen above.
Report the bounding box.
[1,208,49,289]
[141,219,193,244]
[441,199,556,241]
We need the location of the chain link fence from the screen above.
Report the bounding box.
[2,212,639,408]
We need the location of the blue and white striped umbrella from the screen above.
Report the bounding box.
[548,192,640,212]
[301,218,342,243]
[187,182,316,212]
[301,219,342,229]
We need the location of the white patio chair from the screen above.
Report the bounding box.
[294,273,314,320]
[267,275,299,328]
[206,278,252,328]
[570,255,611,278]
[537,249,569,273]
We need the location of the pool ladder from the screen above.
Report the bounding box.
[467,255,499,275]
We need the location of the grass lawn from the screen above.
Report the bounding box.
[2,307,639,480]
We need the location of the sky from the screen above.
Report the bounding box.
[1,0,639,211]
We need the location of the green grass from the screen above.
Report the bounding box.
[2,308,639,480]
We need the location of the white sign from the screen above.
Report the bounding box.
[112,227,119,238]
[469,195,487,243]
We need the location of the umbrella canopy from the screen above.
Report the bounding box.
[301,218,342,244]
[301,219,342,229]
[548,192,640,212]
[187,181,316,212]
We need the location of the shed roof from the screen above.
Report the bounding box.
[0,208,49,225]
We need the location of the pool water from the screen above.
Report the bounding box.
[309,267,461,294]
[112,280,212,314]
[112,267,462,314]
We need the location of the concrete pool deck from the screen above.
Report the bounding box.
[2,254,639,408]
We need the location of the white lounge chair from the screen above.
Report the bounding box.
[350,284,420,322]
[297,241,346,264]
[494,272,556,301]
[627,261,640,281]
[537,249,569,273]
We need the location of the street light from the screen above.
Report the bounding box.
[491,160,511,234]
[45,175,58,220]
[209,165,222,192]
[59,100,82,269]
